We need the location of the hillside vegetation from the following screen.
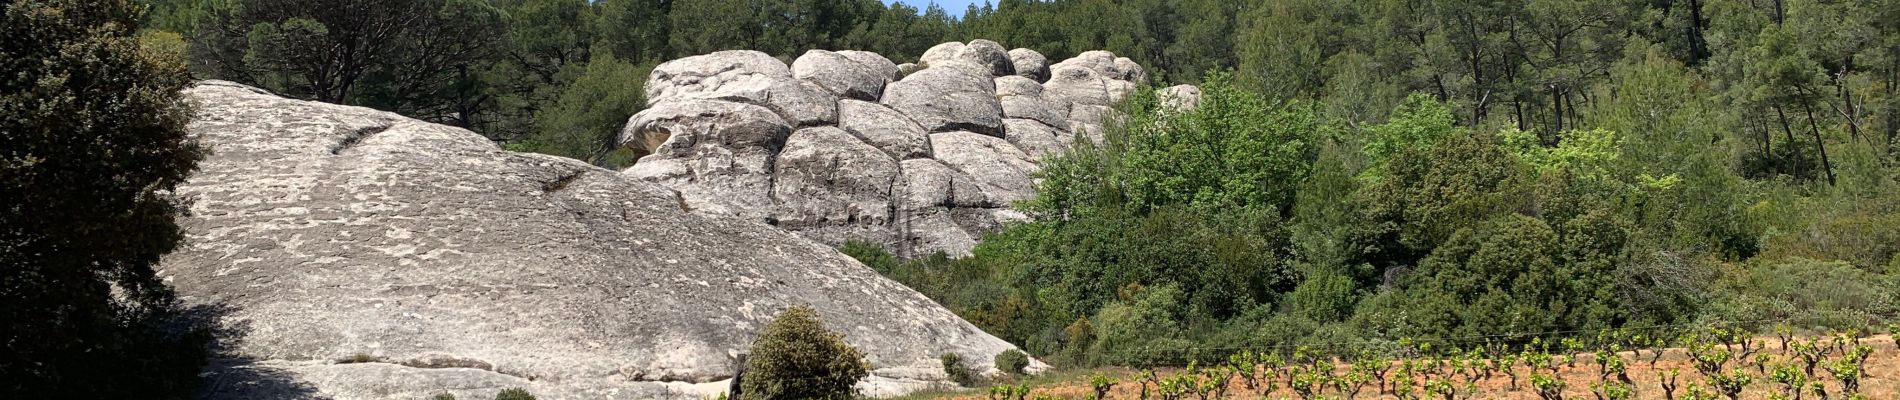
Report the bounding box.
[831,0,1900,369]
[923,331,1898,400]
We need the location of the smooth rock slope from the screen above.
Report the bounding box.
[624,41,1186,257]
[166,81,1031,400]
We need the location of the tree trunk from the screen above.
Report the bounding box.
[1552,85,1565,134]
[1888,55,1898,156]
[1516,100,1527,131]
[1772,0,1785,25]
[1775,105,1802,176]
[1686,0,1707,64]
[1802,100,1838,185]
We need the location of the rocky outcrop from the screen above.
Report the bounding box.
[168,81,1037,400]
[624,42,1177,258]
[645,50,837,126]
[1007,48,1050,82]
[921,39,1014,78]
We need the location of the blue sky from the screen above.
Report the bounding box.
[883,0,991,17]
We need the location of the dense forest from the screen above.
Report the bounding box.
[143,0,1900,367]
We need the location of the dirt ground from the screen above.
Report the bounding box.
[914,335,1900,399]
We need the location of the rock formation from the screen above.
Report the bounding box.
[624,41,1178,257]
[166,81,1036,400]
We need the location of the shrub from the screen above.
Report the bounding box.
[3,0,208,397]
[741,305,869,400]
[994,349,1030,376]
[493,388,533,400]
[838,240,899,274]
[429,393,455,400]
[941,352,977,386]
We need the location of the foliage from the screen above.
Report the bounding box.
[506,49,649,168]
[740,305,868,400]
[492,388,534,400]
[994,349,1030,376]
[1031,73,1320,217]
[941,352,977,387]
[191,0,507,124]
[2,0,208,397]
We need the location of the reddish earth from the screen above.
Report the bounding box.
[916,335,1900,399]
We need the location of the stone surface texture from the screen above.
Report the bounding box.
[624,42,1179,258]
[169,81,1038,400]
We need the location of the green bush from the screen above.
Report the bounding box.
[3,0,209,397]
[428,393,455,400]
[493,388,533,400]
[1703,258,1900,330]
[993,349,1030,376]
[941,352,977,387]
[838,240,898,274]
[741,305,869,400]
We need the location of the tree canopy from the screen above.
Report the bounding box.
[3,0,207,396]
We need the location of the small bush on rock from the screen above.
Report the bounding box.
[741,305,869,400]
[942,352,978,386]
[994,349,1030,375]
[493,388,533,400]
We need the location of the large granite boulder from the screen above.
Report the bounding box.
[1007,48,1049,82]
[770,126,904,244]
[792,50,898,101]
[624,43,1191,258]
[919,40,1014,77]
[995,75,1068,130]
[880,63,1005,137]
[928,131,1040,205]
[837,99,933,160]
[169,81,1034,400]
[894,159,995,257]
[622,99,790,221]
[646,50,838,126]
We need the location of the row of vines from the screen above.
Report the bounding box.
[980,324,1896,400]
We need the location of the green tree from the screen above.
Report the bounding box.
[667,0,756,57]
[191,0,507,130]
[596,0,669,63]
[1399,214,1613,339]
[2,0,207,396]
[507,49,649,168]
[741,305,868,400]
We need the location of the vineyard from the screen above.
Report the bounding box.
[922,326,1899,400]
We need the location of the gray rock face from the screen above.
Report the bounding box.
[929,131,1040,205]
[793,50,897,101]
[1002,119,1066,158]
[622,99,790,221]
[995,75,1068,130]
[881,64,1004,137]
[895,159,993,257]
[646,50,838,126]
[170,81,1034,400]
[837,99,933,160]
[920,40,1014,77]
[1161,84,1205,113]
[770,126,903,244]
[1008,48,1050,82]
[624,42,1190,258]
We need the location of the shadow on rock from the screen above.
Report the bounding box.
[180,303,321,400]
